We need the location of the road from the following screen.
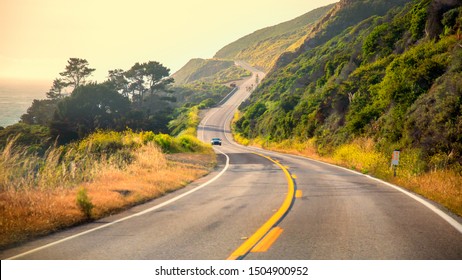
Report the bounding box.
[2,62,462,260]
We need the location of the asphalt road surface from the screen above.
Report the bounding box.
[2,62,462,260]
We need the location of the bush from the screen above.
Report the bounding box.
[332,138,387,174]
[198,98,216,109]
[77,130,125,155]
[177,134,207,152]
[153,134,175,152]
[76,187,93,219]
[404,72,462,168]
[0,123,51,155]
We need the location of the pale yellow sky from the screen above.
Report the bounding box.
[0,0,338,83]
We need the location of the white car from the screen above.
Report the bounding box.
[211,138,222,146]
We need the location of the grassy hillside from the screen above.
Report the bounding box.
[234,0,462,215]
[171,58,250,85]
[214,4,335,71]
[0,123,215,248]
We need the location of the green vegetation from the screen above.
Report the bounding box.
[76,187,93,219]
[0,127,214,247]
[0,55,221,247]
[0,123,50,154]
[234,0,462,215]
[172,58,250,85]
[12,58,176,148]
[0,130,205,193]
[214,4,335,71]
[171,82,231,108]
[168,58,250,138]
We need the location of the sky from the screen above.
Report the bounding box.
[1,0,338,83]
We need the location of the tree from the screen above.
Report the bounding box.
[46,78,67,99]
[59,58,95,90]
[50,83,130,143]
[125,63,146,106]
[125,61,174,107]
[21,99,58,125]
[23,76,67,127]
[106,69,129,97]
[144,61,174,94]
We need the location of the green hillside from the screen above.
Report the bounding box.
[214,4,335,71]
[235,0,462,173]
[171,58,250,85]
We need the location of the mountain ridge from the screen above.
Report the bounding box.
[171,58,250,85]
[214,4,335,72]
[273,0,412,71]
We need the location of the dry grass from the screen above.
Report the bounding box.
[0,142,215,249]
[395,170,462,216]
[235,134,462,217]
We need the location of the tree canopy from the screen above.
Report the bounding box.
[59,58,95,90]
[50,83,131,143]
[123,61,173,107]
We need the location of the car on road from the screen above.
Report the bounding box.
[211,137,222,146]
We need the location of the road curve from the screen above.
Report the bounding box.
[205,62,462,259]
[2,62,462,260]
[2,63,287,260]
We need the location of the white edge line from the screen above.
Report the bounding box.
[8,146,230,260]
[213,67,462,235]
[10,73,255,259]
[364,175,462,234]
[240,146,462,235]
[299,155,462,234]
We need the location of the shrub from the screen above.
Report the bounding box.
[76,187,93,219]
[77,130,125,155]
[153,134,175,152]
[332,138,387,174]
[177,134,206,152]
[198,98,216,109]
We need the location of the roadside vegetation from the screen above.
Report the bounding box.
[232,129,462,216]
[0,129,214,248]
[233,0,462,217]
[0,57,223,248]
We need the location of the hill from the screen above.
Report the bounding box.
[214,4,335,71]
[171,58,250,85]
[234,0,462,213]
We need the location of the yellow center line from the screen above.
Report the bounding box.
[296,190,303,198]
[251,227,284,253]
[227,153,295,260]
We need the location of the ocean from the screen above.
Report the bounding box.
[0,79,50,127]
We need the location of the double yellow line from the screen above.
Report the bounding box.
[227,153,296,260]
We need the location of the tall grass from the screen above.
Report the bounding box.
[0,131,137,192]
[0,130,214,248]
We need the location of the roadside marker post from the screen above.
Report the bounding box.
[391,150,400,177]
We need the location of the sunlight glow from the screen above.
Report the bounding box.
[0,0,338,83]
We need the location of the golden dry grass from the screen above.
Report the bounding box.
[395,170,462,216]
[234,134,462,217]
[0,143,215,248]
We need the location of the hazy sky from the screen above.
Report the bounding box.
[1,0,338,83]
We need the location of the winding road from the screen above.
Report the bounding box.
[2,62,462,260]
